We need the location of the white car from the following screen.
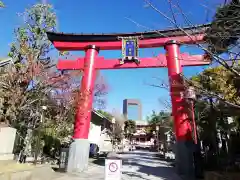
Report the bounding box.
[89,127,113,157]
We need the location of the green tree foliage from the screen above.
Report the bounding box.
[146,111,173,152]
[206,0,240,54]
[0,3,108,161]
[191,1,240,151]
[204,0,240,79]
[0,1,4,7]
[0,3,57,125]
[147,111,173,133]
[193,0,240,171]
[191,66,240,135]
[96,110,125,142]
[0,3,72,160]
[191,66,240,170]
[124,120,136,136]
[97,110,113,120]
[9,4,56,58]
[190,66,240,107]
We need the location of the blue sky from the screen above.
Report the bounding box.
[0,0,222,120]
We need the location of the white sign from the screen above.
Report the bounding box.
[105,159,122,180]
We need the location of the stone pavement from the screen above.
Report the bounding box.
[56,150,181,180]
[120,151,181,180]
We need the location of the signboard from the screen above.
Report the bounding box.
[118,36,140,64]
[105,158,122,180]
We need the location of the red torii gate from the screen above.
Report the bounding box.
[47,24,210,175]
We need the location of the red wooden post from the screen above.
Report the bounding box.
[165,40,192,141]
[73,45,99,139]
[67,45,99,173]
[165,40,194,177]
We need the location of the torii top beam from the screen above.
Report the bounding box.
[47,24,210,51]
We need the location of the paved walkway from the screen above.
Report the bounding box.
[120,150,181,180]
[57,150,181,180]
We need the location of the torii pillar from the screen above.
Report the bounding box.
[66,45,99,172]
[165,40,195,177]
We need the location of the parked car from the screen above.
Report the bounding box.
[89,128,113,158]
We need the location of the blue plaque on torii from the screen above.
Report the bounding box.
[125,40,135,57]
[118,36,140,64]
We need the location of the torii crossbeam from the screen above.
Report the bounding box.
[57,54,208,70]
[47,24,210,176]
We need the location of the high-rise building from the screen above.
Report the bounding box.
[123,99,142,120]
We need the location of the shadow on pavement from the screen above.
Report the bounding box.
[123,151,176,166]
[123,171,149,180]
[52,167,58,171]
[119,151,151,155]
[91,151,179,179]
[123,161,179,180]
[91,157,105,166]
